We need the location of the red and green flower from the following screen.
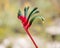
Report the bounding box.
[18,6,44,29]
[17,6,44,48]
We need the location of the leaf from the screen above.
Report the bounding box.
[24,6,29,16]
[28,7,38,21]
[30,16,44,25]
[18,10,22,16]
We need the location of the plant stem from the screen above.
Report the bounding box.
[24,27,38,48]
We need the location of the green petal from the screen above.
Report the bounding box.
[30,16,44,25]
[24,6,29,16]
[32,11,39,15]
[18,10,22,16]
[28,7,38,21]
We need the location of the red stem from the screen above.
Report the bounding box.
[24,27,38,48]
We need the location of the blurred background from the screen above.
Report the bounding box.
[0,0,60,48]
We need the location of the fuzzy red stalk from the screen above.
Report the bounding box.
[24,27,38,48]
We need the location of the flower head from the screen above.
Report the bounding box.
[18,7,44,29]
